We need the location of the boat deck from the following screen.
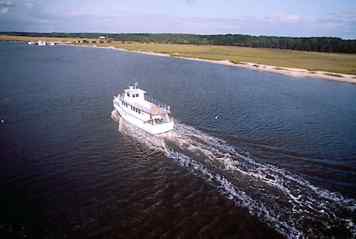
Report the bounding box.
[115,95,170,116]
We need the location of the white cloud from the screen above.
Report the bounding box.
[0,0,14,14]
[264,14,303,24]
[0,6,8,14]
[283,14,302,23]
[185,0,197,5]
[25,1,33,9]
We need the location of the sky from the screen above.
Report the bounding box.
[0,0,356,38]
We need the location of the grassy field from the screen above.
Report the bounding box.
[108,42,356,75]
[2,35,356,75]
[0,35,83,43]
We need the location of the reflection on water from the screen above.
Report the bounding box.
[113,111,356,238]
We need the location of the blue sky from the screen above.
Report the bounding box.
[1,0,356,38]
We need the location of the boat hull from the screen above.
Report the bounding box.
[114,105,174,135]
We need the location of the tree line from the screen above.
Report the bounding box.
[3,32,356,53]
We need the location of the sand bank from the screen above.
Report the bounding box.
[38,42,356,84]
[110,47,356,84]
[171,56,356,84]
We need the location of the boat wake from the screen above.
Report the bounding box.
[113,112,356,238]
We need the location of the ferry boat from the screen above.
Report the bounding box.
[113,84,174,135]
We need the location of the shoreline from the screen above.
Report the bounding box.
[172,56,356,84]
[3,38,356,84]
[87,44,356,84]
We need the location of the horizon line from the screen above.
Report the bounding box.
[1,31,356,40]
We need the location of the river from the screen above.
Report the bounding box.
[1,42,356,238]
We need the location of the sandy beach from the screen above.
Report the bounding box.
[86,44,356,84]
[3,36,356,84]
[172,56,356,84]
[110,49,356,84]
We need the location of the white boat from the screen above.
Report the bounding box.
[36,40,46,46]
[113,84,174,135]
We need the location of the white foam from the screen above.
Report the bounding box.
[167,151,303,239]
[112,115,356,238]
[167,123,356,238]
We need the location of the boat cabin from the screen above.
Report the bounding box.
[115,84,171,125]
[123,86,146,102]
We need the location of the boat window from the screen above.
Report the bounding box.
[136,94,139,97]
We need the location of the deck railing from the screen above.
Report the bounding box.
[145,95,171,113]
[115,94,171,114]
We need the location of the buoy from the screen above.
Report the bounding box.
[1,119,4,124]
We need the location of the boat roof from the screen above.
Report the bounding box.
[120,84,169,115]
[130,100,168,115]
[124,86,146,94]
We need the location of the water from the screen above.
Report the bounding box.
[1,42,356,238]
